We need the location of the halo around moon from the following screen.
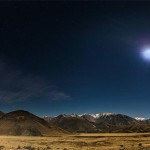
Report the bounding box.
[141,48,150,61]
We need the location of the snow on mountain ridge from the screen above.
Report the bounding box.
[135,117,147,121]
[56,113,130,119]
[44,113,149,121]
[90,113,116,118]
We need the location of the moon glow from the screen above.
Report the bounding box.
[141,48,150,61]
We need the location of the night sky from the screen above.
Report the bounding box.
[1,1,150,118]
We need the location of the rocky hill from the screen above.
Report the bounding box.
[48,114,96,132]
[0,110,66,136]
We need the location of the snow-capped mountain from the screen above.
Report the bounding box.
[135,117,146,121]
[135,117,150,125]
[43,113,150,133]
[90,113,115,118]
[81,113,138,125]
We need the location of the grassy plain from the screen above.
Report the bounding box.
[0,133,150,149]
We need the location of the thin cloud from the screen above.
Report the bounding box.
[48,91,70,101]
[0,60,70,104]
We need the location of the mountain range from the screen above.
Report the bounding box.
[43,113,150,133]
[0,110,150,135]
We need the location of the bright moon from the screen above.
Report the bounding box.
[141,48,150,61]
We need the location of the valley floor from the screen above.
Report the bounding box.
[0,133,150,150]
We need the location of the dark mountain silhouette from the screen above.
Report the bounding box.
[0,110,66,136]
